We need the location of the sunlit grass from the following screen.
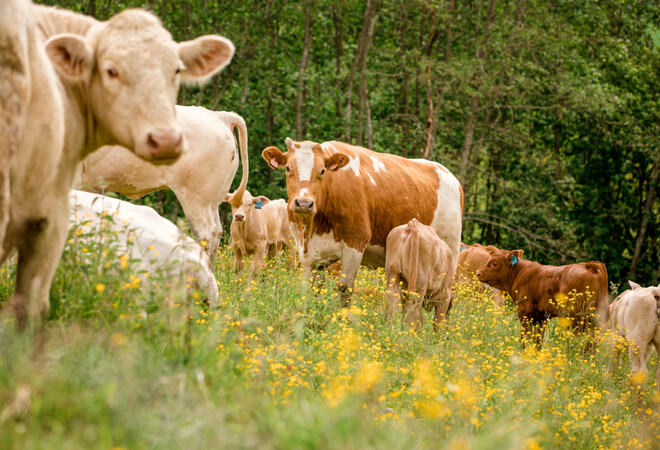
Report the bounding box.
[0,224,658,449]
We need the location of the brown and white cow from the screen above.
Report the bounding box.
[609,281,660,391]
[78,106,249,265]
[0,1,233,324]
[385,219,454,330]
[226,190,293,273]
[457,243,505,306]
[476,249,609,348]
[262,138,463,306]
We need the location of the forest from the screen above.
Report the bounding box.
[38,0,660,285]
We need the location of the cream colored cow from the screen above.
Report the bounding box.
[385,218,454,330]
[70,190,219,305]
[78,106,249,266]
[227,190,292,273]
[610,281,660,391]
[0,0,233,324]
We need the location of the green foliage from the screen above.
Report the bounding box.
[35,0,660,283]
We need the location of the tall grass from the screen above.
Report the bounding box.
[0,222,658,449]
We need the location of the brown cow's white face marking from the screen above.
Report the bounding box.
[45,9,234,163]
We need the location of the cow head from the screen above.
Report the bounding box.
[225,190,269,224]
[477,249,524,290]
[262,138,349,220]
[44,9,234,162]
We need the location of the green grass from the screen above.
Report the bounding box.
[0,221,658,449]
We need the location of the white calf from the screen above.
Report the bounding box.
[610,280,660,390]
[70,190,218,305]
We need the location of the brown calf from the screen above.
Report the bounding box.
[477,249,609,348]
[385,219,454,330]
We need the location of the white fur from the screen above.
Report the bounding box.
[369,156,386,173]
[70,190,218,305]
[343,156,361,177]
[294,143,316,182]
[367,174,376,186]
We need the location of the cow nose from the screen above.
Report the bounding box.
[294,198,314,211]
[146,129,183,159]
[234,213,245,222]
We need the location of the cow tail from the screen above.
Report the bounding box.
[586,261,610,326]
[0,0,31,249]
[408,220,420,297]
[217,112,249,209]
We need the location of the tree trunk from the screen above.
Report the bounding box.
[422,6,438,159]
[332,5,345,122]
[629,161,660,278]
[295,1,312,140]
[345,0,378,143]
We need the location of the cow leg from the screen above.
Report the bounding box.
[628,334,652,387]
[653,334,660,391]
[274,242,282,258]
[250,240,268,273]
[385,273,402,320]
[9,209,67,327]
[233,246,244,273]
[519,314,547,349]
[432,286,453,332]
[338,246,363,307]
[492,288,505,306]
[403,286,425,329]
[178,197,221,266]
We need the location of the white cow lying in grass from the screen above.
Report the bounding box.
[69,190,218,305]
[610,280,660,390]
[78,106,249,265]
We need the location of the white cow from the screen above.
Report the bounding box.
[0,0,233,324]
[78,106,249,266]
[610,280,660,391]
[69,190,218,305]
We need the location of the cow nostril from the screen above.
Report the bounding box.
[147,133,158,149]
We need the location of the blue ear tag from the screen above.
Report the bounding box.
[255,200,264,210]
[511,255,519,266]
[460,245,467,252]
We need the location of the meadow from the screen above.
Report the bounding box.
[0,216,658,449]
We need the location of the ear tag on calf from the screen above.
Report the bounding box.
[460,245,467,251]
[255,200,264,210]
[511,255,519,266]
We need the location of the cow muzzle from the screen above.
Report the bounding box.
[144,128,183,161]
[234,213,246,223]
[293,198,314,214]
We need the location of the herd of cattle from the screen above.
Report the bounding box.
[1,1,658,390]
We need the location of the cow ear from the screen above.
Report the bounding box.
[628,280,641,290]
[253,196,269,209]
[285,137,295,150]
[179,35,234,84]
[508,249,523,265]
[45,33,93,81]
[224,193,233,202]
[325,153,350,171]
[262,146,287,170]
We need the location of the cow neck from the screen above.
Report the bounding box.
[505,260,526,299]
[56,77,101,192]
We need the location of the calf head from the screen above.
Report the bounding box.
[44,9,234,162]
[226,190,269,225]
[477,248,524,290]
[262,138,349,221]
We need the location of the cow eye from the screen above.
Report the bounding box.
[655,295,659,301]
[286,166,290,173]
[175,67,181,75]
[106,67,119,79]
[320,168,326,178]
